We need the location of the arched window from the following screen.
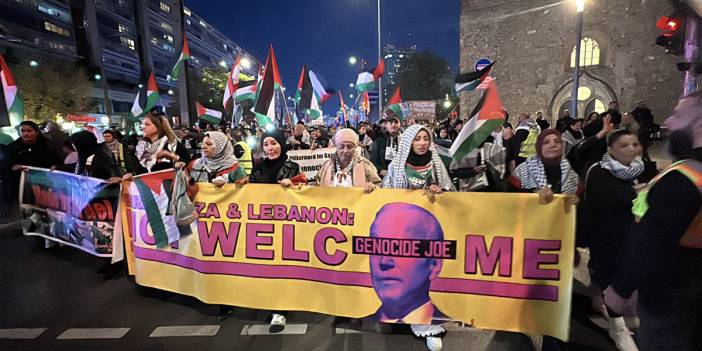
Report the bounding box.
[570,37,600,67]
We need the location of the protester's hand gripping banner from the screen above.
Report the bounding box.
[122,181,575,340]
[20,167,121,258]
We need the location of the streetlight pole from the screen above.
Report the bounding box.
[570,0,584,119]
[377,0,383,117]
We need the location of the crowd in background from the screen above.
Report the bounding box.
[0,94,700,351]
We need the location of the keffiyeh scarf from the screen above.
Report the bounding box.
[191,131,238,181]
[136,136,174,172]
[600,153,644,181]
[382,124,455,191]
[515,156,578,194]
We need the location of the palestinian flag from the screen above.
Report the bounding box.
[434,144,454,171]
[196,102,223,124]
[386,86,404,119]
[223,56,241,109]
[355,58,384,93]
[168,35,191,81]
[309,69,335,104]
[235,80,257,103]
[254,45,282,127]
[295,65,323,120]
[454,61,494,93]
[130,72,160,118]
[449,80,506,161]
[131,170,191,248]
[0,55,24,127]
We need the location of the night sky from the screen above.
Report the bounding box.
[184,0,460,115]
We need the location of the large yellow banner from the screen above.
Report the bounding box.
[121,178,574,340]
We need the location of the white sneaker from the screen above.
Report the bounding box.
[608,316,639,351]
[425,336,443,351]
[270,313,286,326]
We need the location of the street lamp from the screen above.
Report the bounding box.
[241,57,252,69]
[349,94,354,99]
[348,56,357,65]
[94,74,102,81]
[219,60,227,68]
[29,60,38,68]
[570,0,585,118]
[138,83,144,88]
[168,89,174,95]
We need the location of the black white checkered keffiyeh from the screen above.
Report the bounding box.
[514,156,579,194]
[599,153,644,181]
[382,124,455,191]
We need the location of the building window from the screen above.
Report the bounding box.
[183,7,191,16]
[164,34,174,44]
[160,21,173,33]
[186,19,191,25]
[118,23,127,33]
[570,37,600,67]
[151,37,159,46]
[48,41,65,52]
[38,4,59,16]
[43,21,69,36]
[159,1,170,13]
[120,36,135,50]
[199,20,207,28]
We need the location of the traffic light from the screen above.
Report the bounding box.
[656,14,685,55]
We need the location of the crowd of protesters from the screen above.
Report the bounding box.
[0,95,700,351]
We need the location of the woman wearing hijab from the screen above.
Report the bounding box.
[188,131,245,184]
[124,112,191,178]
[317,128,381,191]
[578,129,656,351]
[562,118,585,156]
[382,124,455,192]
[511,129,579,195]
[381,124,454,351]
[248,128,307,187]
[244,128,306,331]
[70,130,121,182]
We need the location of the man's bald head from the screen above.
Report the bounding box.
[370,203,444,242]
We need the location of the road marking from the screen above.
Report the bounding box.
[0,328,47,339]
[56,328,130,339]
[335,328,362,334]
[149,325,220,337]
[240,324,308,336]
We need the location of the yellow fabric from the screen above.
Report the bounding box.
[121,184,575,340]
[518,127,539,159]
[234,141,252,175]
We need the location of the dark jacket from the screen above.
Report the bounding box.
[7,135,63,199]
[614,170,702,311]
[577,163,657,287]
[370,133,399,173]
[249,159,303,184]
[85,146,122,180]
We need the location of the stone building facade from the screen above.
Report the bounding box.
[460,0,682,124]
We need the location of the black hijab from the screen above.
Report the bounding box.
[70,130,99,174]
[252,129,288,184]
